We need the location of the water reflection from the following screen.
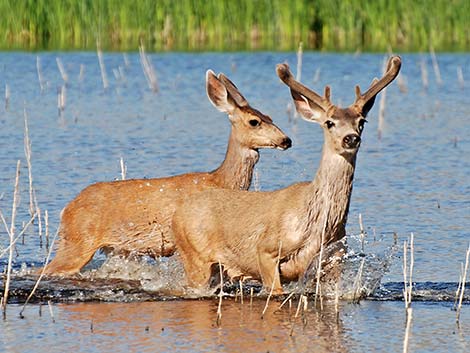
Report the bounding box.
[59,299,348,353]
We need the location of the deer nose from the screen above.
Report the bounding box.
[280,137,292,150]
[343,134,361,149]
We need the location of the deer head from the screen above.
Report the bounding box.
[206,70,292,151]
[277,56,401,157]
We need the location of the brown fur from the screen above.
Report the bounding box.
[42,70,291,275]
[173,57,401,294]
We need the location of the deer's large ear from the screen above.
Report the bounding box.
[206,70,236,113]
[218,73,248,107]
[291,90,324,123]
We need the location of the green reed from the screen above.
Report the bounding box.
[0,0,468,51]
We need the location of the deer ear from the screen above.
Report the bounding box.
[217,73,248,107]
[206,70,236,113]
[291,90,324,123]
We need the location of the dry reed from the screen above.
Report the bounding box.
[0,212,36,259]
[56,57,69,84]
[18,227,59,318]
[403,233,414,310]
[429,47,442,86]
[296,42,303,82]
[97,40,109,90]
[139,42,159,93]
[57,85,66,118]
[23,107,35,218]
[289,294,307,336]
[456,243,470,325]
[358,213,366,253]
[403,307,413,353]
[2,160,21,317]
[120,157,127,180]
[377,56,388,140]
[5,83,10,111]
[36,56,45,92]
[352,257,365,303]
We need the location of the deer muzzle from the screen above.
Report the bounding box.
[342,134,361,149]
[279,137,292,150]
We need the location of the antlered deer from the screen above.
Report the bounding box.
[173,56,401,294]
[42,70,292,275]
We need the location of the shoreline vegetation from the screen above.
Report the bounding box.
[0,0,469,52]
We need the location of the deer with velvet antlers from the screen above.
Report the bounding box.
[173,56,401,294]
[42,70,291,275]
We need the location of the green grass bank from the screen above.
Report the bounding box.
[0,0,469,52]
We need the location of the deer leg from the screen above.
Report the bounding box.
[257,251,283,295]
[41,237,97,276]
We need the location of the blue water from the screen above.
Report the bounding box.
[0,52,469,352]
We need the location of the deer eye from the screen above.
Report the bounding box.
[325,120,335,129]
[358,119,367,132]
[249,119,260,127]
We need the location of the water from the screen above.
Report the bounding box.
[0,52,469,351]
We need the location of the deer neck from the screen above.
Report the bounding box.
[211,132,259,190]
[303,148,357,245]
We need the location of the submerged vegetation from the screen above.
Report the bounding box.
[0,0,469,52]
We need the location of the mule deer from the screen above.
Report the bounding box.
[42,70,292,275]
[173,56,401,294]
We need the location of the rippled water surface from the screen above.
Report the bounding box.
[0,52,469,352]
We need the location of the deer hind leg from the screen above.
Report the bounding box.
[257,251,283,295]
[41,235,98,276]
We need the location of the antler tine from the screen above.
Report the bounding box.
[276,63,332,111]
[218,73,248,107]
[355,56,402,107]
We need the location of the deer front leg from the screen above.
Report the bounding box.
[257,251,283,295]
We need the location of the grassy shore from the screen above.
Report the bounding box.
[0,0,469,52]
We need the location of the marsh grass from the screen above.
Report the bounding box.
[0,0,468,51]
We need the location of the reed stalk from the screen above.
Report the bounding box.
[97,40,109,90]
[120,157,127,180]
[36,56,45,92]
[429,47,442,86]
[45,210,49,250]
[2,160,21,317]
[377,56,388,140]
[5,84,10,111]
[19,227,59,318]
[403,307,413,353]
[23,107,35,218]
[0,212,36,259]
[358,213,366,253]
[56,57,69,84]
[57,85,66,119]
[296,42,303,82]
[139,42,159,93]
[352,257,365,303]
[289,294,307,337]
[403,233,414,310]
[456,243,470,325]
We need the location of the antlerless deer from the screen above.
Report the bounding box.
[42,71,292,275]
[173,56,402,294]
